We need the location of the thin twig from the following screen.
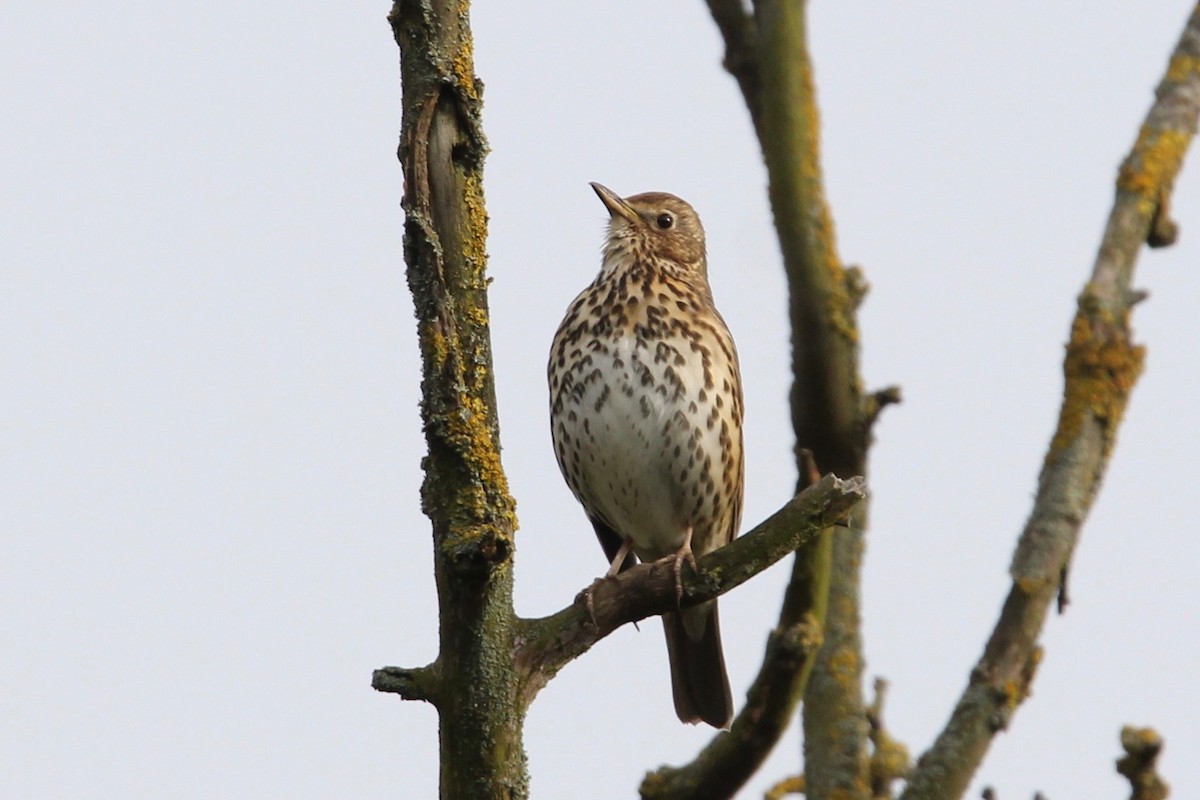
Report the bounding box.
[1117,726,1169,800]
[705,0,763,136]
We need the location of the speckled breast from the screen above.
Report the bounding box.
[548,271,744,560]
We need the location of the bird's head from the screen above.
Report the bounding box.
[590,182,708,278]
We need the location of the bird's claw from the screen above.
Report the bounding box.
[576,578,605,628]
[656,544,697,607]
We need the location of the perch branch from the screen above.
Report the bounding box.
[513,474,865,709]
[900,7,1200,799]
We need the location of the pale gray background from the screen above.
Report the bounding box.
[4,2,1197,798]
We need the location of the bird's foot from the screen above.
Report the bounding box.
[605,537,636,579]
[654,527,697,606]
[577,578,605,628]
[578,538,637,627]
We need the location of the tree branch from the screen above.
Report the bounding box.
[1117,726,1169,800]
[372,665,440,704]
[866,678,911,799]
[640,611,824,799]
[638,452,828,799]
[513,474,866,709]
[705,0,763,137]
[900,8,1200,799]
[753,2,874,796]
[386,1,523,797]
[699,1,878,795]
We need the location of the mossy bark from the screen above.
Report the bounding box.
[388,2,523,798]
[381,7,875,798]
[703,1,877,796]
[755,3,872,798]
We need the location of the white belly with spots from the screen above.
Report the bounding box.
[552,333,726,561]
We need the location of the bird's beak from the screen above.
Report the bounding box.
[590,182,640,224]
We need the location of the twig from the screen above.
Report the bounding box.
[1117,726,1169,800]
[765,775,805,799]
[372,665,440,704]
[867,678,911,799]
[705,0,763,136]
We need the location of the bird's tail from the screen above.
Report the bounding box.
[662,600,733,729]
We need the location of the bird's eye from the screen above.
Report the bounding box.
[656,213,674,229]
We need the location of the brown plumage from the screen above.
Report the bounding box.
[548,183,745,728]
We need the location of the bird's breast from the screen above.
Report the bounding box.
[549,282,744,560]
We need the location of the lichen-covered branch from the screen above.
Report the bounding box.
[514,475,866,713]
[640,617,824,800]
[900,8,1200,799]
[755,2,874,797]
[702,1,881,796]
[384,1,522,797]
[866,678,911,800]
[1117,726,1169,800]
[372,664,440,704]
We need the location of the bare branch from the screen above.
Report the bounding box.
[765,775,805,799]
[900,7,1200,799]
[866,678,911,799]
[702,0,877,794]
[634,456,832,798]
[513,474,866,710]
[755,1,874,792]
[705,0,763,136]
[372,665,440,704]
[640,613,825,799]
[1117,726,1169,800]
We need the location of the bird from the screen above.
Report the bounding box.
[548,182,744,728]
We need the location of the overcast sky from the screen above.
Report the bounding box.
[4,2,1198,798]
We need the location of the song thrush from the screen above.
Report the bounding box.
[548,183,744,729]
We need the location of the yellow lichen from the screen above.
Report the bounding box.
[801,64,857,347]
[1124,725,1163,747]
[461,171,490,270]
[1117,127,1190,213]
[828,785,867,800]
[829,646,861,688]
[824,256,859,346]
[1015,575,1043,595]
[441,391,514,524]
[422,297,516,550]
[1046,309,1145,465]
[872,735,911,777]
[423,319,450,367]
[1166,52,1200,83]
[1001,678,1024,708]
[450,6,480,101]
